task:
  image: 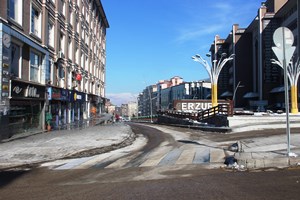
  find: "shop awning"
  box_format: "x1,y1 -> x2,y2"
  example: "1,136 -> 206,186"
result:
243,92 -> 259,98
205,94 -> 211,99
220,91 -> 233,97
270,86 -> 289,93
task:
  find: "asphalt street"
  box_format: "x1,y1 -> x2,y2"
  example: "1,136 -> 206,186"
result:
1,114 -> 300,170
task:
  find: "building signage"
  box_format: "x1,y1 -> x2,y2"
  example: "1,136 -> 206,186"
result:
70,91 -> 86,102
61,89 -> 69,101
11,80 -> 45,100
1,32 -> 11,103
24,85 -> 40,98
47,87 -> 69,101
47,87 -> 61,100
174,100 -> 212,111
173,100 -> 231,111
74,93 -> 82,100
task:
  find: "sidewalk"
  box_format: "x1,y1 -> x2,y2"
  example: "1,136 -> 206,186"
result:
0,118 -> 134,170
228,114 -> 300,169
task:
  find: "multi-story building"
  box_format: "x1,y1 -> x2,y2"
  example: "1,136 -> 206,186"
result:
209,0 -> 299,111
121,102 -> 137,118
0,0 -> 109,139
138,76 -> 211,114
138,84 -> 158,117
160,80 -> 211,111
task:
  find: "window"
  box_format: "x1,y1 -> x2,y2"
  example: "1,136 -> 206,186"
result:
60,32 -> 65,54
46,59 -> 54,84
48,22 -> 54,47
69,6 -> 73,25
86,11 -> 89,23
7,0 -> 23,25
30,50 -> 41,82
31,6 -> 41,38
82,4 -> 85,17
67,67 -> 72,89
58,66 -> 65,79
85,31 -> 88,45
68,36 -> 72,60
89,60 -> 92,73
61,0 -> 66,16
81,26 -> 85,41
76,18 -> 79,33
85,78 -> 88,92
85,55 -> 88,71
75,44 -> 79,64
11,42 -> 21,78
81,51 -> 84,67
93,62 -> 96,77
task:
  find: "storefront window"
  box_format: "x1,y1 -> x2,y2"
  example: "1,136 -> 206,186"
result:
74,102 -> 79,121
61,102 -> 67,125
51,102 -> 59,128
9,100 -> 41,133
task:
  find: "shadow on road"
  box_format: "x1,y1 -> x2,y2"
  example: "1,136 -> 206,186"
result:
0,170 -> 30,188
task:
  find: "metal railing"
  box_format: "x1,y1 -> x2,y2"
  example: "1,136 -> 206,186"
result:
198,103 -> 233,121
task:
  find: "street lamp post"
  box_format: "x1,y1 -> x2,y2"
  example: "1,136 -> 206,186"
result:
272,58 -> 300,114
233,81 -> 244,107
192,53 -> 235,107
146,86 -> 156,123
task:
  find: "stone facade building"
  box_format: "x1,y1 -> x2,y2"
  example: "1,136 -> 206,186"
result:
0,0 -> 109,139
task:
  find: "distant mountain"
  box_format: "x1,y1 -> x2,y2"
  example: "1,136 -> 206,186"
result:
106,93 -> 137,106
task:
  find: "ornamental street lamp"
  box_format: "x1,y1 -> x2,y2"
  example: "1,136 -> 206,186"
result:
271,58 -> 300,114
192,53 -> 235,107
233,81 -> 244,107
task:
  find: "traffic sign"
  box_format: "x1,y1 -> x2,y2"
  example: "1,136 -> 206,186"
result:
272,27 -> 295,66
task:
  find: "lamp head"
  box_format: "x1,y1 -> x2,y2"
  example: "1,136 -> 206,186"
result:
221,53 -> 227,57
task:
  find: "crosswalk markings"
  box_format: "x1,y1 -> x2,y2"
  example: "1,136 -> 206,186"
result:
55,157 -> 94,170
158,148 -> 182,166
175,149 -> 195,165
210,149 -> 225,163
193,148 -> 210,164
105,152 -> 142,168
50,145 -> 224,170
72,153 -> 113,169
139,146 -> 172,167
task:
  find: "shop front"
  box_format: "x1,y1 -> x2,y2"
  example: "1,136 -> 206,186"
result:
89,94 -> 103,117
47,87 -> 69,129
69,91 -> 86,124
89,95 -> 100,117
9,80 -> 45,135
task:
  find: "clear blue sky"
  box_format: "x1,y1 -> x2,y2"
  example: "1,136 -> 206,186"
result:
101,0 -> 263,105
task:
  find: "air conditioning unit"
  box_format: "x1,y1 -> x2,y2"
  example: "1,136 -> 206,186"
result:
58,51 -> 65,59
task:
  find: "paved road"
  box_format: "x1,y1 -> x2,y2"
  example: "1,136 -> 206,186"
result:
40,123 -> 224,170
1,123 -> 300,199
1,162 -> 300,199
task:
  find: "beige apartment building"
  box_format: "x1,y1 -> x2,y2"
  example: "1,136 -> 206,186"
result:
0,0 -> 109,139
